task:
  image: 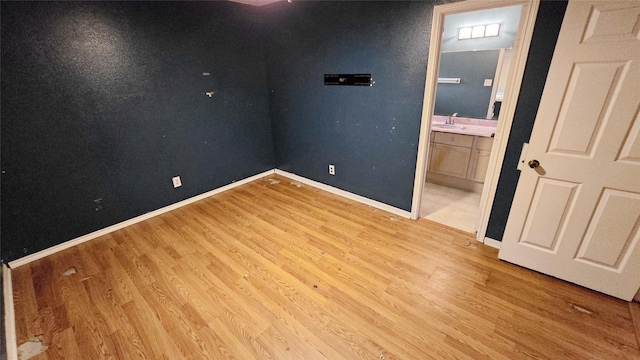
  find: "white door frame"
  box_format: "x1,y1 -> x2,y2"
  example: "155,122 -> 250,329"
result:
411,0 -> 541,245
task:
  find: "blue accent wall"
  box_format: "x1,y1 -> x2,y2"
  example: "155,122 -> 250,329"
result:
486,0 -> 568,240
1,1 -> 274,261
265,1 -> 440,211
1,0 -> 568,262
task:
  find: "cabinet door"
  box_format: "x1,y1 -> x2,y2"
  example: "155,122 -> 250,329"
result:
469,149 -> 491,182
429,143 -> 471,178
475,136 -> 494,151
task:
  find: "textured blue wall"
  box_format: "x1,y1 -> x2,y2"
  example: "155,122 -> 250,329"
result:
265,1 -> 440,211
1,0 -> 568,261
486,0 -> 568,240
1,2 -> 274,261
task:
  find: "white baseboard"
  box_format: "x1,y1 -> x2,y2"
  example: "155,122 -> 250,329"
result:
8,168 -> 411,268
274,169 -> 412,219
8,170 -> 275,269
483,237 -> 502,249
4,264 -> 18,360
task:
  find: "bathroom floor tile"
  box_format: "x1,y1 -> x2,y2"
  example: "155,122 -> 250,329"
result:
420,182 -> 481,233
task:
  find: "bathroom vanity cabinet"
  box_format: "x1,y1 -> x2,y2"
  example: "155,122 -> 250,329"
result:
428,131 -> 494,187
469,136 -> 494,182
429,132 -> 473,178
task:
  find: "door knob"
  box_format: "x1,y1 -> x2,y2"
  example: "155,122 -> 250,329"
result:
528,160 -> 540,169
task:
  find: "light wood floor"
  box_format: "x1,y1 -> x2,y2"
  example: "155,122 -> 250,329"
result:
11,175 -> 640,359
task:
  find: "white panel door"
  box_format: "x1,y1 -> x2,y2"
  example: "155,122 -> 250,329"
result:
499,0 -> 640,301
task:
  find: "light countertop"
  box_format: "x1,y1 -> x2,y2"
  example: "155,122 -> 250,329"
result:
431,116 -> 497,138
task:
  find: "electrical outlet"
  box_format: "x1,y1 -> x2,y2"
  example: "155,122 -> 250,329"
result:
172,176 -> 182,188
329,164 -> 335,176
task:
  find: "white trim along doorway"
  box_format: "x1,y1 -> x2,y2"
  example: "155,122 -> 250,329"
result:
411,0 -> 541,246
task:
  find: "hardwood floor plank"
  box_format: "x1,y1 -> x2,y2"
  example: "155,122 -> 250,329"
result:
30,258 -> 56,312
12,265 -> 37,345
169,263 -> 223,322
81,274 -> 127,336
257,322 -> 326,360
631,302 -> 640,352
48,326 -> 82,360
138,283 -> 218,359
120,301 -> 184,359
109,329 -> 150,360
239,283 -> 345,359
480,271 -> 639,352
205,270 -> 276,338
236,267 -> 370,359
74,319 -> 117,359
11,175 -> 639,359
390,281 -> 518,359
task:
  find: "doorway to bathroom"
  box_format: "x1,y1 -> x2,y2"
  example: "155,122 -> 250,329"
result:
412,0 -> 539,245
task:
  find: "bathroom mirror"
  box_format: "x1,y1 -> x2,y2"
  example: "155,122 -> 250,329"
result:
434,50 -> 501,119
433,4 -> 522,120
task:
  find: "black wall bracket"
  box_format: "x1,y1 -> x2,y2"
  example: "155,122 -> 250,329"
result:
324,74 -> 373,86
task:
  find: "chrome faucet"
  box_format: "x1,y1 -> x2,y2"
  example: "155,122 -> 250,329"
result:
445,113 -> 458,125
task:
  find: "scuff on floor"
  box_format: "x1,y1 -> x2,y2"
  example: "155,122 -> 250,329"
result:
290,181 -> 303,188
569,302 -> 594,315
62,267 -> 77,276
17,336 -> 47,360
266,178 -> 281,185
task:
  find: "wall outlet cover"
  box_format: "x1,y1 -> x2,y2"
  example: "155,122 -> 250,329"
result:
172,176 -> 182,188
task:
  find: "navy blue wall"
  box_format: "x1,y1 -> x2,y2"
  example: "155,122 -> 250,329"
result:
1,1 -> 274,262
486,0 -> 568,240
1,0 -> 568,262
435,50 -> 500,119
265,1 -> 443,211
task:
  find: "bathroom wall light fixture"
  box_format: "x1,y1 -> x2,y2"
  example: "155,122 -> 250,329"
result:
458,23 -> 500,40
471,25 -> 485,38
485,23 -> 500,37
437,78 -> 461,84
458,27 -> 472,40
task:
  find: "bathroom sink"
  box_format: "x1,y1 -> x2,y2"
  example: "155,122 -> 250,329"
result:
432,124 -> 467,130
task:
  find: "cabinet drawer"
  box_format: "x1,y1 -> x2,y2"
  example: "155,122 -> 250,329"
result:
433,132 -> 474,148
475,136 -> 494,151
